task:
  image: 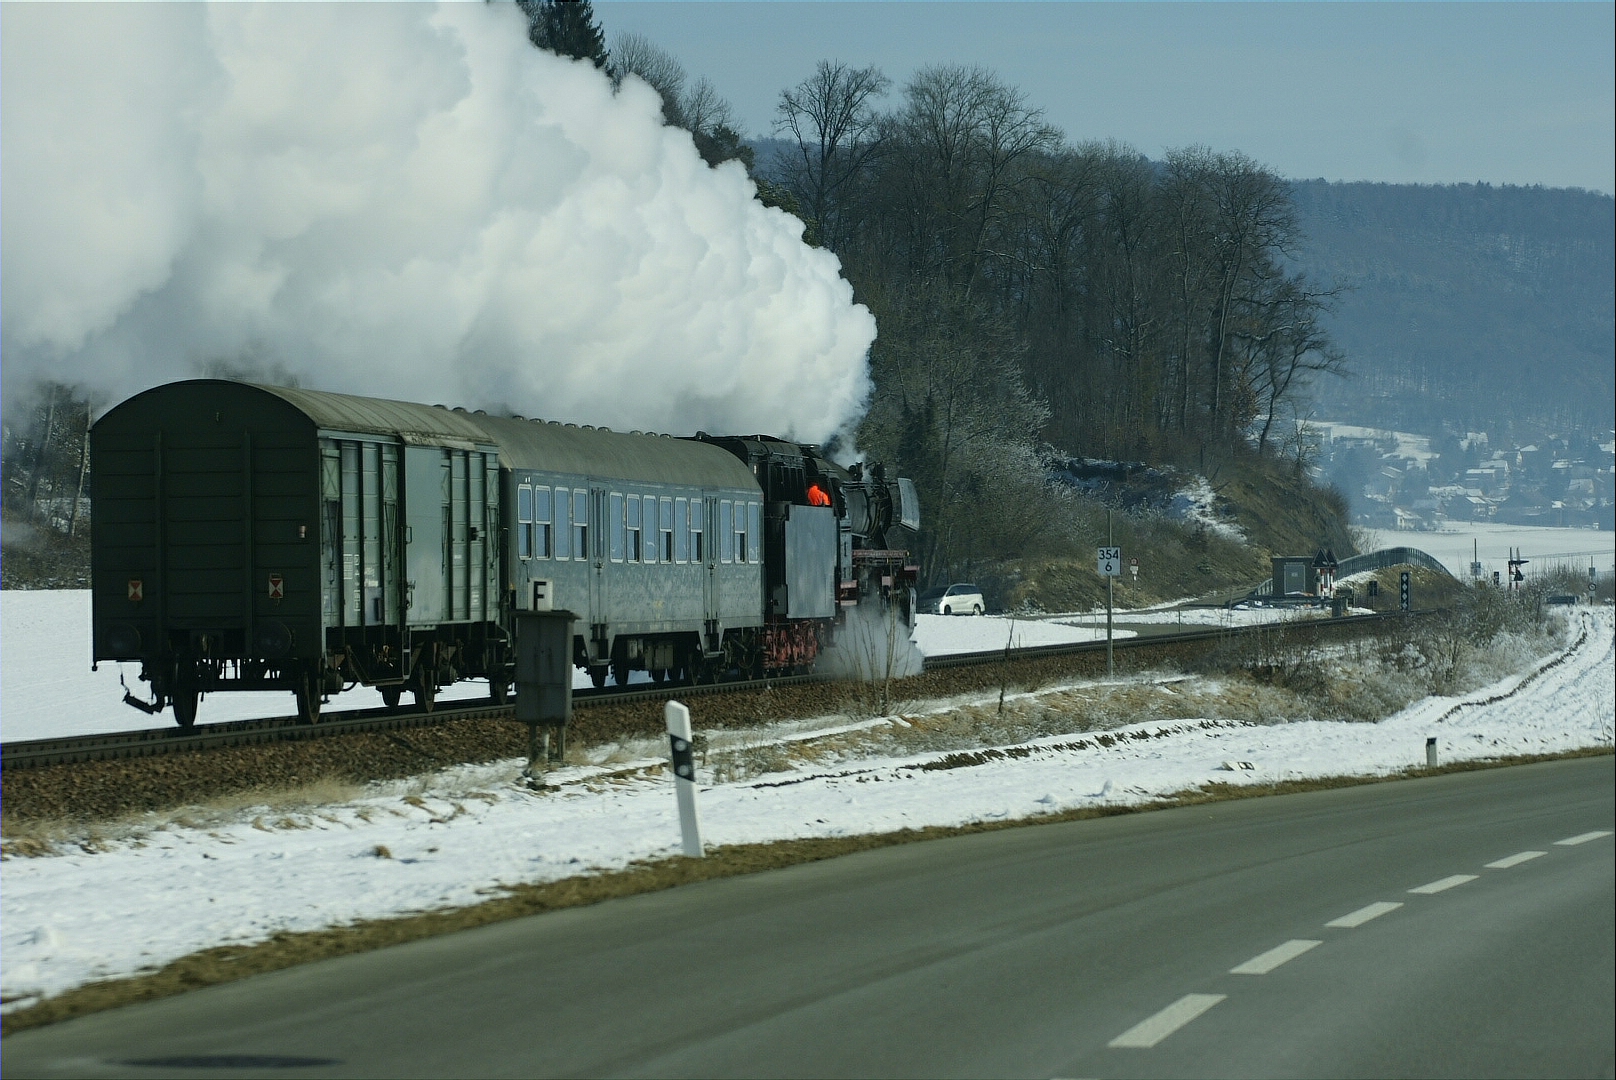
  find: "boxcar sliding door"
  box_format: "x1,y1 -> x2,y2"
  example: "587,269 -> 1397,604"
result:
405,446 -> 448,624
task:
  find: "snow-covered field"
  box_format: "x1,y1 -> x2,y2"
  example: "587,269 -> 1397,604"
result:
2,607 -> 1610,1011
1364,523 -> 1613,580
0,595 -> 1126,742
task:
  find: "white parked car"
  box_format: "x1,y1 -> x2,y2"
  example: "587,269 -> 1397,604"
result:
919,583 -> 985,616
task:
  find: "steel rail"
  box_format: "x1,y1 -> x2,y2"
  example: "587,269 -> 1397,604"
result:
0,612 -> 1418,772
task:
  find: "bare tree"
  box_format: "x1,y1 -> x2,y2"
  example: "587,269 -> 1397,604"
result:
877,65 -> 1061,293
610,31 -> 687,126
774,61 -> 891,249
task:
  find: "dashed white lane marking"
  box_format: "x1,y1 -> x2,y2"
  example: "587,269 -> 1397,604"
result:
1554,830 -> 1613,846
1326,901 -> 1403,928
1229,939 -> 1323,975
1486,850 -> 1547,869
1108,994 -> 1226,1049
1409,874 -> 1478,895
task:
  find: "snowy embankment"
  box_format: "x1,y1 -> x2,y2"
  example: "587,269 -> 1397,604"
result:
2,608 -> 1611,1011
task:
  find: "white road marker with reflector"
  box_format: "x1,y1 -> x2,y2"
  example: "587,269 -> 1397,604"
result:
1107,994 -> 1226,1049
1485,850 -> 1546,869
665,701 -> 704,858
1409,874 -> 1478,894
1326,901 -> 1402,928
1229,938 -> 1321,975
1554,830 -> 1612,846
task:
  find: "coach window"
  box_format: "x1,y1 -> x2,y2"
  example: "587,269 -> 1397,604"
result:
720,500 -> 733,563
534,487 -> 553,558
675,498 -> 689,562
626,495 -> 642,562
554,488 -> 570,559
572,490 -> 588,559
734,503 -> 749,564
609,493 -> 625,562
517,484 -> 533,559
691,502 -> 704,563
660,497 -> 675,563
748,502 -> 762,564
641,496 -> 652,562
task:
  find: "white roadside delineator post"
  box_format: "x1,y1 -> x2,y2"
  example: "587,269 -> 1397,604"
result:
1426,736 -> 1438,768
666,701 -> 705,858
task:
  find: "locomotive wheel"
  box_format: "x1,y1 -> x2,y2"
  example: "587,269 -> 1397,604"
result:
380,685 -> 403,710
172,687 -> 199,730
414,676 -> 436,713
649,667 -> 666,685
294,670 -> 322,725
611,657 -> 631,687
489,677 -> 509,706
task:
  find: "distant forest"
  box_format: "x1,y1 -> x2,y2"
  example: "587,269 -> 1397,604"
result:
1287,181 -> 1614,439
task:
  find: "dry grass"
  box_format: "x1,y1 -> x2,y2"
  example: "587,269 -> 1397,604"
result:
0,775 -> 368,860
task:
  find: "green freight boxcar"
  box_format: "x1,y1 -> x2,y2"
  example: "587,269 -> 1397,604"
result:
92,381 -> 506,724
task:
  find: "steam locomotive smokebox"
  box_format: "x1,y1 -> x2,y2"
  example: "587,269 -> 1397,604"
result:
514,610 -> 575,725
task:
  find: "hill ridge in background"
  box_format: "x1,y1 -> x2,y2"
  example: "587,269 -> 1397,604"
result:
1286,179 -> 1614,438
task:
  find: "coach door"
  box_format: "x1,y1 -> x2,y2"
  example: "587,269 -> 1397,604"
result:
702,495 -> 721,634
588,485 -> 608,627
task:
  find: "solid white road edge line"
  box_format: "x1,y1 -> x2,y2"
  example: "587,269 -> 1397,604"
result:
1325,901 -> 1403,928
1107,994 -> 1227,1049
1485,850 -> 1547,869
1409,874 -> 1479,895
1229,939 -> 1323,975
1554,830 -> 1613,846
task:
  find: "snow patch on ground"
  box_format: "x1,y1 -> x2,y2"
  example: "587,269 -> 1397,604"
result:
2,609 -> 1609,1010
0,595 -> 1126,741
1168,475 -> 1246,543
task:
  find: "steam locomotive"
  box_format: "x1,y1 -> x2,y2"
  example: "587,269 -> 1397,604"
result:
90,381 -> 919,726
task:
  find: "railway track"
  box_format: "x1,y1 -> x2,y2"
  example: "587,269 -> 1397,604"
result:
0,612 -> 1415,772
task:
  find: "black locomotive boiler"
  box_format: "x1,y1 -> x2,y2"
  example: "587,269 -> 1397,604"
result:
90,381 -> 919,726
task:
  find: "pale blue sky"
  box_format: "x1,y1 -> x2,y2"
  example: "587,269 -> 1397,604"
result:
597,2 -> 1616,194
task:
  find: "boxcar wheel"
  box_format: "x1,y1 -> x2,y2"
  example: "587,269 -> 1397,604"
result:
380,685 -> 403,710
490,677 -> 509,706
172,688 -> 198,730
414,677 -> 436,713
589,666 -> 608,689
294,670 -> 321,725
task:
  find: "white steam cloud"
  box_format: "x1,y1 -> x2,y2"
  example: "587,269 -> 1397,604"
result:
1,3 -> 874,442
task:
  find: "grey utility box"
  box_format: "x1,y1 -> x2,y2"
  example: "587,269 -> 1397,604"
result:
515,609 -> 575,726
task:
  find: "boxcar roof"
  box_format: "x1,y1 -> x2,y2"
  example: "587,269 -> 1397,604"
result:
265,384 -> 758,490
98,381 -> 760,490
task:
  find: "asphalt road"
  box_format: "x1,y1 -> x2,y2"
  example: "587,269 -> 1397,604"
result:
4,756 -> 1611,1079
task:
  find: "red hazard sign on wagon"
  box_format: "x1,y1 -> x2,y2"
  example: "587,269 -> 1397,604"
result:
127,579 -> 143,602
267,574 -> 284,600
